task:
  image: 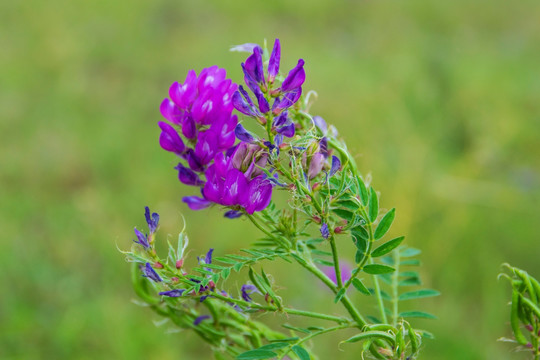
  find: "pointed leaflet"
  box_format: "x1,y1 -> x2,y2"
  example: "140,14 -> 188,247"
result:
236,350 -> 277,359
371,236 -> 405,257
368,187 -> 378,222
399,311 -> 437,319
363,264 -> 395,275
374,208 -> 395,240
292,345 -> 311,360
398,289 -> 440,301
341,331 -> 396,346
352,278 -> 371,295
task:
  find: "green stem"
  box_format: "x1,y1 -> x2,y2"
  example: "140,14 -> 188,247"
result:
370,257 -> 388,324
392,250 -> 401,326
329,234 -> 343,288
208,292 -> 349,324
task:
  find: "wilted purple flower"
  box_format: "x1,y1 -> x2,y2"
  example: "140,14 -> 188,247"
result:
322,261 -> 353,286
194,315 -> 211,325
329,155 -> 341,177
175,163 -> 204,186
158,121 -> 185,156
320,223 -> 330,239
320,137 -> 328,159
268,39 -> 281,83
182,195 -> 212,210
133,228 -> 150,249
142,263 -> 162,282
159,289 -> 185,297
144,206 -> 160,234
276,121 -> 295,138
272,88 -> 302,114
235,123 -> 255,143
308,153 -> 325,179
281,59 -> 305,93
241,284 -> 258,302
224,210 -> 243,219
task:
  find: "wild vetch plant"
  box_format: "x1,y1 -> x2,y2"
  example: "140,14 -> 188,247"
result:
122,39 -> 440,360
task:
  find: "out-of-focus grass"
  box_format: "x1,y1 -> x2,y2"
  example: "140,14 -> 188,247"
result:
1,0 -> 539,359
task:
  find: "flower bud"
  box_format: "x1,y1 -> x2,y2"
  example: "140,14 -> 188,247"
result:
176,259 -> 184,269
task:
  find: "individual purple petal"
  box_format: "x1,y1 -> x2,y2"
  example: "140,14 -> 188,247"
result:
195,130 -> 219,165
194,315 -> 211,325
211,114 -> 238,151
232,90 -> 258,117
276,121 -> 295,138
159,98 -> 183,125
159,289 -> 185,297
183,149 -> 204,173
224,210 -> 243,219
320,137 -> 328,159
272,87 -> 302,114
241,284 -> 258,302
274,134 -> 283,147
158,121 -> 185,156
243,46 -> 265,85
142,263 -> 162,282
144,206 -> 160,234
221,169 -> 249,206
169,70 -> 198,109
230,43 -> 259,53
175,163 -> 204,186
313,115 -> 327,134
320,223 -> 330,239
133,228 -> 150,249
273,111 -> 288,127
182,196 -> 212,210
243,177 -> 273,214
254,88 -> 270,113
181,115 -> 197,139
264,173 -> 287,187
329,155 -> 341,177
281,59 -> 305,93
235,123 -> 255,143
308,153 -> 325,179
204,248 -> 214,265
202,165 -> 224,203
268,39 -> 281,83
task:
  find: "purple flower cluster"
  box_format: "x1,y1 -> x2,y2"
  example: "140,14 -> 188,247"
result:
158,66 -> 274,215
232,39 -> 306,139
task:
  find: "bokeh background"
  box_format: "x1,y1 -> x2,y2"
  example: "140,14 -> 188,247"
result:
2,0 -> 539,359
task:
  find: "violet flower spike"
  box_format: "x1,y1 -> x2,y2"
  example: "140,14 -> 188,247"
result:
193,315 -> 211,326
329,155 -> 341,177
142,263 -> 162,282
268,39 -> 281,83
320,223 -> 330,239
159,289 -> 185,297
144,206 -> 159,234
133,228 -> 150,249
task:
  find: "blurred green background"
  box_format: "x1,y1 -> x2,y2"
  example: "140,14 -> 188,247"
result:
1,0 -> 539,359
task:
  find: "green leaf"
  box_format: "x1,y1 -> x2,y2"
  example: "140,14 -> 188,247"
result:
313,258 -> 334,266
334,288 -> 347,303
214,257 -> 238,265
336,200 -> 360,211
399,277 -> 421,286
332,208 -> 355,221
374,208 -> 396,240
355,249 -> 365,264
292,345 -> 311,360
399,289 -> 440,301
258,343 -> 289,350
351,226 -> 369,242
269,337 -> 299,342
363,264 -> 395,275
368,187 -> 379,222
311,249 -> 332,256
282,324 -> 311,334
352,278 -> 371,295
399,311 -> 437,319
401,259 -> 420,266
236,349 -> 277,359
341,331 -> 395,345
371,236 -> 404,257
400,248 -> 421,257
221,268 -> 231,280
357,178 -> 369,205
233,262 -> 244,272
